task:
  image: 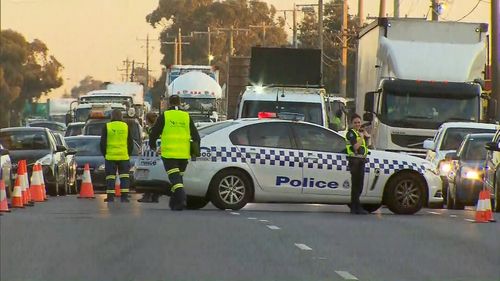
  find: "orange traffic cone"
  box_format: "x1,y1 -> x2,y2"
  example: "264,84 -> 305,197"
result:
474,189 -> 496,223
0,178 -> 10,212
11,176 -> 24,208
17,161 -> 28,206
30,163 -> 45,202
114,176 -> 121,197
78,164 -> 95,199
21,161 -> 33,206
38,164 -> 48,201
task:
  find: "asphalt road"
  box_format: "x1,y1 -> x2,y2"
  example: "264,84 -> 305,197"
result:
1,194 -> 499,281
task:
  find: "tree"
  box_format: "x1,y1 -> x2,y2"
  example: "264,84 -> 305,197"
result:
70,76 -> 105,98
146,0 -> 289,100
297,0 -> 360,97
0,29 -> 63,127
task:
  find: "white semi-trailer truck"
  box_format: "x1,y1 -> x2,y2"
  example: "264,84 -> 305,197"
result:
356,18 -> 490,157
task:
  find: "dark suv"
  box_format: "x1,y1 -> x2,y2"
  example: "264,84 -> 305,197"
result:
483,128 -> 500,212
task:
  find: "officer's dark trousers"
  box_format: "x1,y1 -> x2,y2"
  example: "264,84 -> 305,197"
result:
348,157 -> 366,210
105,160 -> 130,197
161,158 -> 188,195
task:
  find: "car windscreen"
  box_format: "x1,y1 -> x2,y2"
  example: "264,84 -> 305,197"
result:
463,137 -> 492,161
241,100 -> 323,125
66,138 -> 101,156
198,121 -> 237,138
441,128 -> 496,151
0,131 -> 50,150
30,122 -> 66,132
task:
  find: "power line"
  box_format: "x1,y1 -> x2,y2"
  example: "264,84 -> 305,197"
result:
455,0 -> 481,22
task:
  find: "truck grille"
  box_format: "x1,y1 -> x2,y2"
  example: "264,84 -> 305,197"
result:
391,134 -> 429,150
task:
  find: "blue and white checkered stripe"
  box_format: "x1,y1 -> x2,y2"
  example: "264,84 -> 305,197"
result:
141,142 -> 158,158
202,146 -> 425,175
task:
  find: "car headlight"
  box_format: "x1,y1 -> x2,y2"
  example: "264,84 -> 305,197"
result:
98,164 -> 105,171
438,161 -> 452,175
461,168 -> 482,181
37,154 -> 53,166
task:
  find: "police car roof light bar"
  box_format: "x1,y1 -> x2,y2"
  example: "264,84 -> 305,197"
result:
258,112 -> 277,119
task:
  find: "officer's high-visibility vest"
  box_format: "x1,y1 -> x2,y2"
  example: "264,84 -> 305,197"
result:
161,110 -> 191,159
346,129 -> 368,156
106,121 -> 129,161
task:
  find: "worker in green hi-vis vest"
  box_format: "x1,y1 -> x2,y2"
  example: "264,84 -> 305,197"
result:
149,95 -> 200,211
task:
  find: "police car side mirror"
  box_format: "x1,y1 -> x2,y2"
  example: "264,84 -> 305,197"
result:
485,141 -> 500,152
423,139 -> 435,150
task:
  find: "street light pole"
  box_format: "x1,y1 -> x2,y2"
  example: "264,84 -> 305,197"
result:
318,0 -> 324,85
492,0 -> 500,120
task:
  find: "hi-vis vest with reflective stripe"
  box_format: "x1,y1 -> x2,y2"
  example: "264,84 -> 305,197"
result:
346,129 -> 368,157
161,110 -> 191,159
106,121 -> 130,161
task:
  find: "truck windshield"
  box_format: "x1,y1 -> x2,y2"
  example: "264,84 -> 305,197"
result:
381,91 -> 479,129
181,98 -> 216,113
75,108 -> 91,122
241,101 -> 323,125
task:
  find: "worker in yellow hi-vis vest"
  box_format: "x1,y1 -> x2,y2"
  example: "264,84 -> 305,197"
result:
100,109 -> 133,203
149,95 -> 200,210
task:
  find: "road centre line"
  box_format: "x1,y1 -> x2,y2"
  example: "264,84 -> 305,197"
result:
427,211 -> 441,215
266,225 -> 280,230
335,271 -> 359,280
259,219 -> 269,222
449,215 -> 457,218
465,219 -> 476,222
247,217 -> 257,220
230,212 -> 240,215
294,243 -> 312,251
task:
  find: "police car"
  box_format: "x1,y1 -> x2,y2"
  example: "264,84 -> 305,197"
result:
136,116 -> 443,214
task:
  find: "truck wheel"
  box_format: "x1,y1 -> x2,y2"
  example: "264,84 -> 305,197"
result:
385,173 -> 425,215
209,169 -> 252,210
186,196 -> 209,210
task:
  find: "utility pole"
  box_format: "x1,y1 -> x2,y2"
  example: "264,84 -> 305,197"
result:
431,0 -> 439,21
379,0 -> 386,18
318,0 -> 324,85
358,0 -> 364,26
193,27 -> 219,64
339,0 -> 348,97
137,34 -> 153,93
277,6 -> 299,48
161,32 -> 190,65
249,22 -> 276,46
394,0 -> 400,18
214,26 -> 250,56
117,57 -> 132,82
492,0 -> 500,120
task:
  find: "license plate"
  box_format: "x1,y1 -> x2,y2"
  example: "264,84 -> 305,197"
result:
135,169 -> 149,180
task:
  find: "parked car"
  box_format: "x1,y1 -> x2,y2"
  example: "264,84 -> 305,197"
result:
0,127 -> 69,196
0,143 -> 13,198
446,133 -> 494,209
64,122 -> 85,137
483,128 -> 500,212
53,133 -> 77,194
423,122 -> 497,202
65,136 -> 140,191
28,120 -> 67,135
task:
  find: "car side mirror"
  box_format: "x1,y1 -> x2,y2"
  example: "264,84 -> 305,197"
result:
423,139 -> 435,150
364,91 -> 375,113
444,152 -> 459,161
485,141 -> 500,152
56,145 -> 67,152
0,149 -> 9,156
66,148 -> 77,155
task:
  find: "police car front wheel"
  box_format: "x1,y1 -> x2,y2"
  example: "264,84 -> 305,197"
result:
209,169 -> 253,210
385,173 -> 425,215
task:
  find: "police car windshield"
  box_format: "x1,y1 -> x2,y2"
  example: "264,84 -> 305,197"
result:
199,121 -> 237,138
242,101 -> 322,125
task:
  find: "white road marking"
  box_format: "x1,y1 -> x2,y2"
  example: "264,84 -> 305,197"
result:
247,217 -> 257,220
230,212 -> 240,215
294,243 -> 312,251
335,271 -> 359,280
259,219 -> 269,222
449,215 -> 457,218
266,225 -> 280,230
427,211 -> 441,215
465,219 -> 476,222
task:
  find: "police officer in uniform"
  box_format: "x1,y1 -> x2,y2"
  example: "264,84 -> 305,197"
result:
346,113 -> 370,214
100,109 -> 133,203
149,95 -> 200,210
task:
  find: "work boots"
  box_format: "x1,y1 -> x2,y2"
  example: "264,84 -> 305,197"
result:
104,194 -> 114,203
169,188 -> 186,211
121,193 -> 130,203
137,193 -> 152,203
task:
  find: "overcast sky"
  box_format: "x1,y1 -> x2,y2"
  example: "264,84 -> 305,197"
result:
1,0 -> 491,99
